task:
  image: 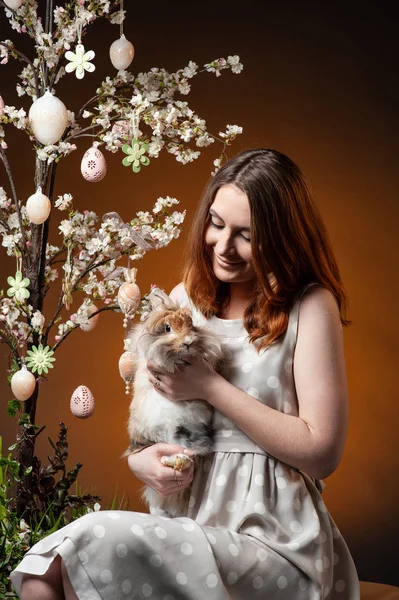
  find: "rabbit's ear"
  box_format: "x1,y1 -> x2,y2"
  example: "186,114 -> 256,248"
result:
147,287 -> 175,312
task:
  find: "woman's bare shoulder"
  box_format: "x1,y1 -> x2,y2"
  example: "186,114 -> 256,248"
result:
298,284 -> 341,325
169,282 -> 185,303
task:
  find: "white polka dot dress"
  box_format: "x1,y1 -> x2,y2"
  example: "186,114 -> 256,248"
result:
11,284 -> 360,599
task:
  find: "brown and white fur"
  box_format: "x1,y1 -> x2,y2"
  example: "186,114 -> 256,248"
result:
126,287 -> 224,517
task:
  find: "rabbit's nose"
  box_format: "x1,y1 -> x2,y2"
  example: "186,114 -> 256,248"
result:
183,336 -> 193,347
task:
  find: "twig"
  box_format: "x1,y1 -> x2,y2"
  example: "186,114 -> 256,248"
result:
34,425 -> 46,439
48,248 -> 67,266
38,161 -> 57,307
42,286 -> 64,345
0,41 -> 40,99
0,146 -> 28,260
43,243 -> 135,342
0,326 -> 21,362
52,305 -> 119,351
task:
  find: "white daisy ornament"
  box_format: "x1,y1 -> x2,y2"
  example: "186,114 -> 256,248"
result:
65,43 -> 95,79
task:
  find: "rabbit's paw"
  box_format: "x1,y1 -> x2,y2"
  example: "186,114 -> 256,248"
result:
161,453 -> 193,470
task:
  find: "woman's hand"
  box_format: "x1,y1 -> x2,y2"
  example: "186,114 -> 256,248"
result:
147,359 -> 221,402
127,443 -> 195,496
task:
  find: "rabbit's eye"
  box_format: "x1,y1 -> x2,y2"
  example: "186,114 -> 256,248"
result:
164,324 -> 171,333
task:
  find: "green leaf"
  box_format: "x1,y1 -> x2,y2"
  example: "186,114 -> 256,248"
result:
8,399 -> 21,414
24,466 -> 33,475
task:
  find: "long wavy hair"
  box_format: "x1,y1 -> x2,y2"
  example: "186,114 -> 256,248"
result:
183,148 -> 350,349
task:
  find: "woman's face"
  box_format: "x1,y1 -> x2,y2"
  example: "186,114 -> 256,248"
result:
204,184 -> 256,286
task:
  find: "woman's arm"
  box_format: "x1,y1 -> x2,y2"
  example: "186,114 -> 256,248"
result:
149,286 -> 349,480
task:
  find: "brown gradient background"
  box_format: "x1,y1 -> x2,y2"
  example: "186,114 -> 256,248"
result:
1,0 -> 398,587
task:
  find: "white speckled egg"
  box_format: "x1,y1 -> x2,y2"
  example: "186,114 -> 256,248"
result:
80,142 -> 107,182
70,385 -> 95,419
109,35 -> 135,70
80,303 -> 100,332
28,90 -> 68,145
11,366 -> 36,401
26,187 -> 51,225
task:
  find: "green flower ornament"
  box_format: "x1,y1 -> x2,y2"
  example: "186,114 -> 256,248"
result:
25,344 -> 56,376
122,138 -> 150,173
7,271 -> 30,302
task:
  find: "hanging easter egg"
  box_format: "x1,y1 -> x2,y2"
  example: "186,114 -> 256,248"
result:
4,0 -> 24,9
0,96 -> 5,118
117,268 -> 141,328
28,90 -> 68,145
26,187 -> 51,225
117,282 -> 141,315
119,350 -> 136,395
109,35 -> 135,70
11,365 -> 36,401
70,385 -> 95,419
80,142 -> 107,182
80,303 -> 100,332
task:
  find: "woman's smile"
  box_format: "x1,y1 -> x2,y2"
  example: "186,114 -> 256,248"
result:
215,254 -> 244,268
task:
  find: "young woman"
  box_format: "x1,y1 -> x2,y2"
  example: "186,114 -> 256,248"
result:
12,148 -> 360,599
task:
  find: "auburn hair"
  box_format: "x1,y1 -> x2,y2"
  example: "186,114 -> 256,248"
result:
183,148 -> 350,350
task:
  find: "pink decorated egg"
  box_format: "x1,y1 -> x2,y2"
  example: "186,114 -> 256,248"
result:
70,385 -> 95,419
118,350 -> 136,382
80,142 -> 107,182
0,96 -> 5,118
117,281 -> 141,316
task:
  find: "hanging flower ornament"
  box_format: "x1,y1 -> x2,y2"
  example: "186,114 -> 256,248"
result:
65,44 -> 95,79
122,139 -> 150,173
25,344 -> 56,376
7,271 -> 30,302
65,20 -> 95,80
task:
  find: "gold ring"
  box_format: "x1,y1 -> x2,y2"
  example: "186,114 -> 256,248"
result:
177,479 -> 182,487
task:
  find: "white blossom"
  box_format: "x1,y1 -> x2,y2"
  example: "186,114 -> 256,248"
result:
110,10 -> 125,25
227,55 -> 244,74
31,310 -> 45,332
55,194 -> 73,211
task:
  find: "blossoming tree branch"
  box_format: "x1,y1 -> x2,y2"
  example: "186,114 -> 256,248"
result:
0,0 -> 243,518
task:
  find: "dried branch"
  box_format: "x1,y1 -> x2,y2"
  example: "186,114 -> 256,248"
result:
52,304 -> 119,351
38,161 -> 57,306
0,40 -> 40,99
0,325 -> 20,362
0,146 -> 29,260
47,248 -> 67,266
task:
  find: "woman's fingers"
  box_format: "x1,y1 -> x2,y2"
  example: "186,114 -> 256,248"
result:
147,360 -> 165,378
